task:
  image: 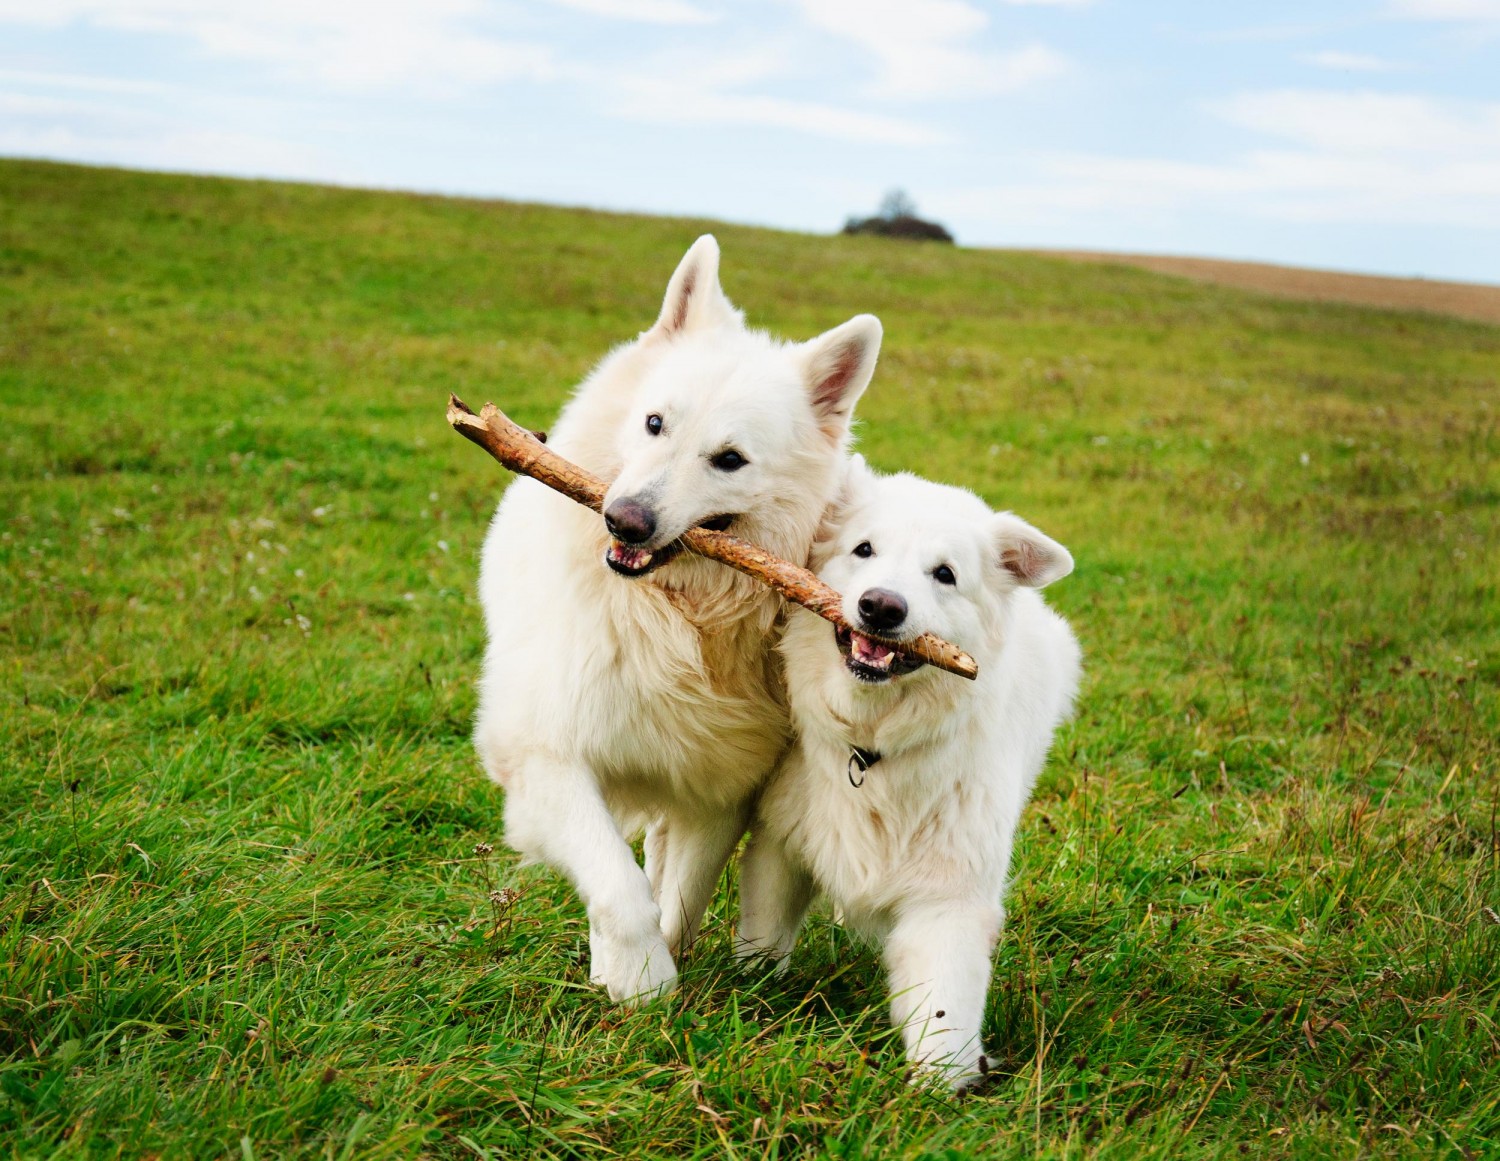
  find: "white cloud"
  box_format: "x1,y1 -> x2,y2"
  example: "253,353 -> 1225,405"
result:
792,0 -> 1068,100
548,0 -> 716,23
609,74 -> 944,144
0,3 -> 945,151
1216,89 -> 1500,157
0,99 -> 339,182
0,70 -> 352,182
603,49 -> 942,145
997,0 -> 1091,6
0,67 -> 174,94
578,39 -> 944,144
1303,49 -> 1401,71
1387,0 -> 1500,20
0,0 -> 556,90
936,90 -> 1500,232
0,90 -> 157,127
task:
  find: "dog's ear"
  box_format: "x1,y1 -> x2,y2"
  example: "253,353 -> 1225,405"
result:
799,315 -> 882,442
825,453 -> 875,517
648,235 -> 739,338
810,454 -> 876,565
992,512 -> 1073,589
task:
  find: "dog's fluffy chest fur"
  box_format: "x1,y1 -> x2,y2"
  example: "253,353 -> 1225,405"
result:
582,594 -> 791,814
764,731 -> 1002,933
756,591 -> 1081,933
479,481 -> 790,814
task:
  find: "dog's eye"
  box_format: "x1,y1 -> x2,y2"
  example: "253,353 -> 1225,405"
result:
852,541 -> 873,558
645,413 -> 664,436
933,565 -> 956,586
710,449 -> 747,472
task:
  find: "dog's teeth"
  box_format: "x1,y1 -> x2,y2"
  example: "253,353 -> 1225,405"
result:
608,543 -> 653,570
852,633 -> 896,669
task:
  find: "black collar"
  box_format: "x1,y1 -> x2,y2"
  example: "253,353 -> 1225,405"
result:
847,745 -> 882,788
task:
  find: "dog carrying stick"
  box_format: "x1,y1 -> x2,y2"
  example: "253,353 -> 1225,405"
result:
447,395 -> 979,680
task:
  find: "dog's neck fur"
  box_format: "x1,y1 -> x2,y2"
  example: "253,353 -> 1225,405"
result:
812,669 -> 972,759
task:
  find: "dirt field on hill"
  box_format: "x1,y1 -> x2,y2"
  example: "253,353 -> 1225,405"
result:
1034,250 -> 1500,326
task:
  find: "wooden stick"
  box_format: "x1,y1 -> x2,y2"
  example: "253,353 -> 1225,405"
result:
448,394 -> 979,680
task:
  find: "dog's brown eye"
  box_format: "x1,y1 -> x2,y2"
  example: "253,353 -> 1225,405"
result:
933,565 -> 956,585
646,413 -> 664,436
711,449 -> 747,471
853,541 -> 873,558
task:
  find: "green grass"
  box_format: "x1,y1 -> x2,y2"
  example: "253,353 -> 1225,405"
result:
2,158 -> 1497,1159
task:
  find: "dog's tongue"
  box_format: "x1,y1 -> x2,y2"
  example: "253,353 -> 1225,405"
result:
851,632 -> 896,670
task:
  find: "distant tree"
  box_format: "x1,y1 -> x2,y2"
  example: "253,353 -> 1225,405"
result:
878,188 -> 919,221
842,189 -> 954,244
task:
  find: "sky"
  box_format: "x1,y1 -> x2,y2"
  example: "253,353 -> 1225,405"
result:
2,0 -> 1499,283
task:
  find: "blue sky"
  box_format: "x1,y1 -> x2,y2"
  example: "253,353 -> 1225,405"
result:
2,0 -> 1498,282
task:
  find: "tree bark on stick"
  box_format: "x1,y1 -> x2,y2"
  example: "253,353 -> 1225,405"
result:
448,394 -> 979,680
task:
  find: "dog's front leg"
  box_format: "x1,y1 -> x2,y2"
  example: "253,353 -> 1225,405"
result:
734,829 -> 814,966
503,755 -> 676,1005
654,804 -> 751,957
883,901 -> 1002,1091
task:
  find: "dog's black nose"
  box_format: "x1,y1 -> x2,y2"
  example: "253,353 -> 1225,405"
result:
857,588 -> 907,633
604,498 -> 657,546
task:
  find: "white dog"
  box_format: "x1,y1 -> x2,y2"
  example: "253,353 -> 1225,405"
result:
473,236 -> 882,1004
736,458 -> 1080,1088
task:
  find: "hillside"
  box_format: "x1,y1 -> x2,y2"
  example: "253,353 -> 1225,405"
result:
1,159 -> 1497,1158
1035,249 -> 1500,326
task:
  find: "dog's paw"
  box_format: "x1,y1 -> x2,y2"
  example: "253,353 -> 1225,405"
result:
598,931 -> 678,1007
732,933 -> 792,974
907,1050 -> 991,1096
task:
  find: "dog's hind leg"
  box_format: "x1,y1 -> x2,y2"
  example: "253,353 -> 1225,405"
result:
643,817 -> 670,899
734,829 -> 814,966
654,804 -> 751,957
503,755 -> 677,1006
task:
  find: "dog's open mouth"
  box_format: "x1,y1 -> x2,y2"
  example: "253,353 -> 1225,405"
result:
835,625 -> 925,683
604,540 -> 682,576
603,515 -> 737,577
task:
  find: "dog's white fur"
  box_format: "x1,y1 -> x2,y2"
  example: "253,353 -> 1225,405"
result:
737,459 -> 1081,1088
473,236 -> 881,1004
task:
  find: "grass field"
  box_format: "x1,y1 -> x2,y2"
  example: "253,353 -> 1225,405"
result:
2,158 -> 1498,1159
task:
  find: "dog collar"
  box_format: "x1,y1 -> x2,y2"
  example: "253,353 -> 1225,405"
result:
847,745 -> 882,789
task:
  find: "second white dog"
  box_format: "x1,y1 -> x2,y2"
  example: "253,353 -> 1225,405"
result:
737,458 -> 1081,1089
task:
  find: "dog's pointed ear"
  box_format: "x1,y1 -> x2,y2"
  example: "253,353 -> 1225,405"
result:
993,513 -> 1073,588
648,235 -> 738,339
799,314 -> 882,442
812,454 -> 876,562
826,453 -> 875,514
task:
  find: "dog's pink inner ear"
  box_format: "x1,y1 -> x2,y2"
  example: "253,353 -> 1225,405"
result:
668,267 -> 696,332
812,341 -> 863,415
803,315 -> 882,441
995,515 -> 1073,589
652,235 -> 734,338
1001,540 -> 1045,582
